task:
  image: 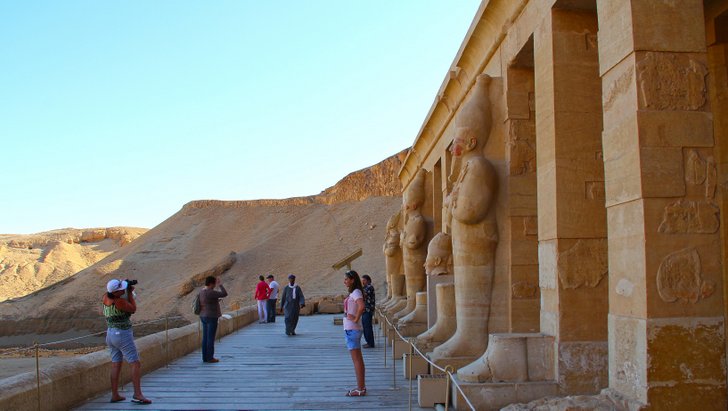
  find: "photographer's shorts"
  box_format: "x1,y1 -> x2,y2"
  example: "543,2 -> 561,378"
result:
345,329 -> 362,350
106,328 -> 140,363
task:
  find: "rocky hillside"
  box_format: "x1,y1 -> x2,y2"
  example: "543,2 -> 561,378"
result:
0,228 -> 147,302
0,150 -> 406,342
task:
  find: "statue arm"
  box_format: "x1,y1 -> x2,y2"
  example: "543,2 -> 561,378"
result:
452,161 -> 497,225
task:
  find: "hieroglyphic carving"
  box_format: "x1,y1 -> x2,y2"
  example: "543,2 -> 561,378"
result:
557,239 -> 608,289
658,199 -> 720,234
637,52 -> 708,111
656,248 -> 715,304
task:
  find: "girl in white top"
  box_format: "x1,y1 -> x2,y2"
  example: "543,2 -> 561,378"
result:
343,270 -> 366,397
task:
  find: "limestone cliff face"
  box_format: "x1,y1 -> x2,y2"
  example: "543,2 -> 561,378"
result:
184,149 -> 407,210
315,149 -> 407,204
0,228 -> 147,302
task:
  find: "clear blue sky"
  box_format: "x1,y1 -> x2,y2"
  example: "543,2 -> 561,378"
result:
1,1 -> 481,234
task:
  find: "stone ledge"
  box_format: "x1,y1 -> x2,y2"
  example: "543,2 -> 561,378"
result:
452,380 -> 559,411
0,306 -> 258,411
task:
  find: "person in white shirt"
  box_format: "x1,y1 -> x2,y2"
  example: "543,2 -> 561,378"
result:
343,270 -> 366,397
265,275 -> 279,323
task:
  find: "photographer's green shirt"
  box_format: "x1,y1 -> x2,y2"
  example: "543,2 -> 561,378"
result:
103,303 -> 132,330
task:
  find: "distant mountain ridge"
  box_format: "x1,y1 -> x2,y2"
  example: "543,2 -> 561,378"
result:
0,150 -> 407,341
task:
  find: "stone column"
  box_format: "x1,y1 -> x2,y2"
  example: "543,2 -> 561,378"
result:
598,1 -> 726,408
706,3 -> 728,366
534,7 -> 608,394
505,64 -> 539,333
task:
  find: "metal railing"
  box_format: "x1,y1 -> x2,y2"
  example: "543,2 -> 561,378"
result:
0,315 -> 186,411
375,307 -> 476,411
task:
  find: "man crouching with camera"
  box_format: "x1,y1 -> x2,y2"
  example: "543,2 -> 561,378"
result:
103,279 -> 152,405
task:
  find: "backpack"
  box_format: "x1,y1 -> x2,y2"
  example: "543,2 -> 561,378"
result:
192,292 -> 201,315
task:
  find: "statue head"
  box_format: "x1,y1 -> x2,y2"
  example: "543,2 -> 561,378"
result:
449,74 -> 492,158
404,169 -> 426,212
424,232 -> 453,276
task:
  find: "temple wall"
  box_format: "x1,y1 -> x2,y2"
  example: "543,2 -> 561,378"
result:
391,0 -> 728,409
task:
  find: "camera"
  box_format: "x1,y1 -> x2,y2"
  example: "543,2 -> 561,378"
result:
126,279 -> 138,286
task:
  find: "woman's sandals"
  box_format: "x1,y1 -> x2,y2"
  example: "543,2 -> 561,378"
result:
345,387 -> 367,397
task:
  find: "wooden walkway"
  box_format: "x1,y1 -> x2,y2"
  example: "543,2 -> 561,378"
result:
75,314 -> 430,410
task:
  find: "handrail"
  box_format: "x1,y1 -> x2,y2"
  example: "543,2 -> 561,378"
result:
1,315 -> 186,354
1,314 -> 188,411
376,307 -> 476,411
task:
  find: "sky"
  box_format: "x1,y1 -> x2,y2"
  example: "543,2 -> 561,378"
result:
0,1 -> 481,234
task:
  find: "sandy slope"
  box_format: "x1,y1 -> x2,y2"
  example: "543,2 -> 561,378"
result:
0,151 -> 405,341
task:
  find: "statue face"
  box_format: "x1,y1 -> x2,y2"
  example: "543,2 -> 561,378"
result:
384,229 -> 400,256
404,216 -> 425,248
424,254 -> 443,275
450,127 -> 475,157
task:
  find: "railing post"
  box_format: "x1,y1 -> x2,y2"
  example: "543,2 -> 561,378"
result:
408,339 -> 413,411
444,365 -> 454,411
34,342 -> 40,411
165,314 -> 169,367
392,337 -> 397,389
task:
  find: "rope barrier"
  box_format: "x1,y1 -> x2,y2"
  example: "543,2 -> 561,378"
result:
376,307 -> 476,411
1,316 -> 186,354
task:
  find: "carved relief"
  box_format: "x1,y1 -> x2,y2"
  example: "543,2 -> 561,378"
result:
637,52 -> 708,111
603,67 -> 634,113
557,239 -> 608,289
585,181 -> 606,201
508,121 -> 536,176
685,150 -> 707,186
522,216 -> 538,237
705,156 -> 717,199
511,281 -> 538,299
656,248 -> 715,303
657,199 -> 719,234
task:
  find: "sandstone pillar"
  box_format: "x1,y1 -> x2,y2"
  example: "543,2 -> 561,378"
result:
598,1 -> 726,408
706,2 -> 728,368
505,63 -> 539,333
534,7 -> 608,394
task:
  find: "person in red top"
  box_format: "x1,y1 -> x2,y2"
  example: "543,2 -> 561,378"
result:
254,275 -> 271,324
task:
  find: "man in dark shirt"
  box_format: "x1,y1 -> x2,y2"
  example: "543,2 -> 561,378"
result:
361,274 -> 375,348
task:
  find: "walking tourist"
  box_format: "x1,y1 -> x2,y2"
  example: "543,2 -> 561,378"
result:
342,270 -> 366,396
281,274 -> 305,335
266,274 -> 279,323
254,275 -> 270,324
361,274 -> 375,348
102,279 -> 152,405
199,276 -> 228,363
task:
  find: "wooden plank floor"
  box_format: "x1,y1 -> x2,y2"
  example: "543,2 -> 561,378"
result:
76,314 -> 430,410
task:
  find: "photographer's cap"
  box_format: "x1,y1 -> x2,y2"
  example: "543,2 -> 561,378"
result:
107,279 -> 128,293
